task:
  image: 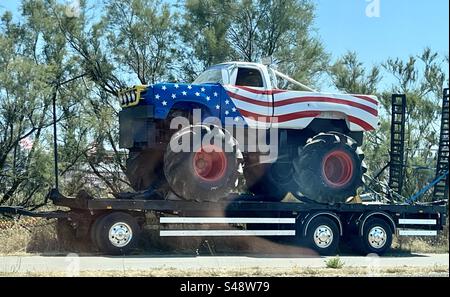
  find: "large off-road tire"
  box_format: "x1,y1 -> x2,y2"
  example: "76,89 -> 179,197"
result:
293,132 -> 366,204
125,149 -> 165,191
164,124 -> 243,202
124,109 -> 203,192
245,160 -> 298,201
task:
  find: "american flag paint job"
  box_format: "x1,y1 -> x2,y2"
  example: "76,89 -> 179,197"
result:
224,85 -> 379,131
142,83 -> 379,132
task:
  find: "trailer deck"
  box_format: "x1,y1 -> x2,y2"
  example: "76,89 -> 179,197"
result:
1,188 -> 446,256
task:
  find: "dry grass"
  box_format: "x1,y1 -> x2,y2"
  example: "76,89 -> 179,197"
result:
391,224 -> 449,254
392,237 -> 449,254
0,265 -> 448,277
0,218 -> 60,255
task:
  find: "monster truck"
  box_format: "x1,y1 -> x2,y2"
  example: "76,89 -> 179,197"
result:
118,62 -> 379,203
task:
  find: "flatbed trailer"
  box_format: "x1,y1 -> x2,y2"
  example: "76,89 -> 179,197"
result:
1,90 -> 448,256
1,189 -> 446,256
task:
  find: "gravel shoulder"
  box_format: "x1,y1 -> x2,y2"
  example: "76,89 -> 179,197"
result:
1,253 -> 448,277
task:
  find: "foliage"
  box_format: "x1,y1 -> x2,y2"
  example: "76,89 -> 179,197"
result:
182,0 -> 329,85
324,256 -> 344,269
382,48 -> 448,199
329,49 -> 448,200
0,2 -> 61,207
0,0 -> 447,207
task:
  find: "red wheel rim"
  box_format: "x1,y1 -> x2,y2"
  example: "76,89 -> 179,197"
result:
322,150 -> 354,188
193,145 -> 227,182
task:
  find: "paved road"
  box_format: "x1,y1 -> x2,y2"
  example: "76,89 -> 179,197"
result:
0,253 -> 448,273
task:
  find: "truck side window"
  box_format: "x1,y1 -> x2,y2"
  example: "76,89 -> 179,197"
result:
235,68 -> 264,87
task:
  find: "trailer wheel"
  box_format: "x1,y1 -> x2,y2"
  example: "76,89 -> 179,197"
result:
293,132 -> 365,204
164,124 -> 243,202
360,218 -> 392,255
305,217 -> 340,256
94,212 -> 141,255
89,215 -> 106,250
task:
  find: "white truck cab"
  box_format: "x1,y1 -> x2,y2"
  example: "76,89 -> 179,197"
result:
194,61 -> 293,91
194,62 -> 379,132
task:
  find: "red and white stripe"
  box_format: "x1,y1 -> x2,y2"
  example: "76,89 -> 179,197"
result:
224,85 -> 379,131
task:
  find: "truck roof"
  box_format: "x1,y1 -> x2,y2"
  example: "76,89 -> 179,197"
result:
214,61 -> 266,68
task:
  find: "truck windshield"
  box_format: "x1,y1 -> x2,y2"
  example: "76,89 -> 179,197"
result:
193,67 -> 224,84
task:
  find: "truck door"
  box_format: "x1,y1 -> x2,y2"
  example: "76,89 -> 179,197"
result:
226,66 -> 272,128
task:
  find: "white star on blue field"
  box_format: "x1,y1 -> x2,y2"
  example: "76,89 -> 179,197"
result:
149,83 -> 242,122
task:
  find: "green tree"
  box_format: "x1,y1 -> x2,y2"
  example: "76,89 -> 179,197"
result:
329,51 -> 381,95
329,49 -> 448,201
254,0 -> 328,86
181,0 -> 234,79
54,0 -> 181,194
182,0 -> 328,85
328,51 -> 387,184
382,48 -> 448,200
0,5 -> 58,207
104,0 -> 180,84
54,0 -> 130,194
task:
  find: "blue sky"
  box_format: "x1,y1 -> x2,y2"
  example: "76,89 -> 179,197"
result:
1,0 -> 448,90
315,0 -> 449,65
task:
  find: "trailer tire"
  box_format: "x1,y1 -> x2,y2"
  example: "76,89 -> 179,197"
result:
89,215 -> 106,250
94,212 -> 141,255
305,216 -> 340,256
164,124 -> 243,202
360,218 -> 392,255
293,132 -> 365,204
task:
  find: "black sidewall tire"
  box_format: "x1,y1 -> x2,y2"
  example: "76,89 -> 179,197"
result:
305,216 -> 340,256
360,218 -> 393,256
246,161 -> 298,201
90,214 -> 108,250
164,124 -> 243,202
294,133 -> 364,204
125,149 -> 165,191
95,212 -> 141,255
